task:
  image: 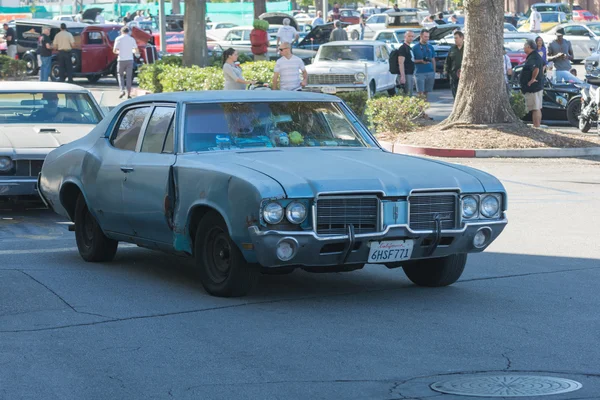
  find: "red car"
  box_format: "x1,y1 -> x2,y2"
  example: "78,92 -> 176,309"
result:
573,10 -> 597,21
505,48 -> 527,66
152,31 -> 184,54
329,9 -> 361,24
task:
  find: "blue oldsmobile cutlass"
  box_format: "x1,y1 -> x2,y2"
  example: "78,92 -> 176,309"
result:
39,91 -> 507,297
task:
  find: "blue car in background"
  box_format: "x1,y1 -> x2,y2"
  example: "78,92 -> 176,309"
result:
39,91 -> 508,297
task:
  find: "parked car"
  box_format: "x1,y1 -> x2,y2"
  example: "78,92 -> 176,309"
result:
152,31 -> 184,54
305,40 -> 397,96
518,12 -> 568,32
505,47 -> 527,66
0,82 -> 103,205
206,22 -> 238,31
585,52 -> 600,85
542,23 -> 600,62
38,91 -> 508,297
573,10 -> 596,21
293,13 -> 314,25
328,9 -> 361,24
511,65 -> 583,126
346,13 -> 388,40
15,19 -> 157,82
357,7 -> 381,17
524,3 -> 572,21
504,23 -> 518,32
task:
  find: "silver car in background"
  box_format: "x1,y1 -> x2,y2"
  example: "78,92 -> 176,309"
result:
0,82 -> 103,205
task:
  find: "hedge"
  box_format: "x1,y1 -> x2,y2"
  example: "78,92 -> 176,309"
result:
0,56 -> 26,80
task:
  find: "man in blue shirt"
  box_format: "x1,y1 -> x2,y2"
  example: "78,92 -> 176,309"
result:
412,29 -> 436,100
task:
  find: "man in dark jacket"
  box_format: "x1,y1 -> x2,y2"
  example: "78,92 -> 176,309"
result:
520,39 -> 544,128
329,20 -> 348,41
444,30 -> 464,98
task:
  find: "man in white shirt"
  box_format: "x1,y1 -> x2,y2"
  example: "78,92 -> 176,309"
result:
113,27 -> 139,98
276,18 -> 299,48
312,11 -> 325,27
272,42 -> 307,91
530,7 -> 541,33
95,11 -> 105,24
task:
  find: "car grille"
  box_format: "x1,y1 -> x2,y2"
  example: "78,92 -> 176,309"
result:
409,193 -> 457,231
308,74 -> 355,85
16,160 -> 43,177
316,196 -> 379,235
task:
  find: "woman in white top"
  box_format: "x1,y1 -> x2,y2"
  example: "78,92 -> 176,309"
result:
222,48 -> 255,90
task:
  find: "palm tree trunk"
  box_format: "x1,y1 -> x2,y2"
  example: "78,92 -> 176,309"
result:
444,0 -> 519,125
183,0 -> 208,67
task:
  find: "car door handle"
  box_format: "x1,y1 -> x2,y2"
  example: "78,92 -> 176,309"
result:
120,166 -> 134,173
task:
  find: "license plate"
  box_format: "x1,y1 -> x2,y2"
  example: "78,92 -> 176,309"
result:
321,86 -> 337,94
368,240 -> 414,263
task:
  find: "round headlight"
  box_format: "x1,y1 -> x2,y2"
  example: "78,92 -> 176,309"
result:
286,201 -> 307,224
0,156 -> 13,172
355,72 -> 366,82
263,202 -> 284,224
462,196 -> 478,219
481,195 -> 500,218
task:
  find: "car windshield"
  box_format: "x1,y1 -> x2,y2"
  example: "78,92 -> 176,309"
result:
318,45 -> 374,61
0,92 -> 101,124
504,37 -> 530,52
541,13 -> 560,22
107,30 -> 119,41
587,24 -> 600,34
535,5 -> 559,12
504,23 -> 517,32
184,102 -> 372,152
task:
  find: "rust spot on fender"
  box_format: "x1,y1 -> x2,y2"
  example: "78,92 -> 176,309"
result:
199,190 -> 206,199
246,215 -> 258,227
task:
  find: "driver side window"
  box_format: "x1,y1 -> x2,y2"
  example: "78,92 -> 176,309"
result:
111,107 -> 151,151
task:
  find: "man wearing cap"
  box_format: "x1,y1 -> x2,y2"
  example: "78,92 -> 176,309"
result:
547,27 -> 574,82
53,23 -> 75,83
520,39 -> 544,128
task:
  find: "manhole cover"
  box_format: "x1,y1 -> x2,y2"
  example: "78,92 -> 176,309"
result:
430,375 -> 582,397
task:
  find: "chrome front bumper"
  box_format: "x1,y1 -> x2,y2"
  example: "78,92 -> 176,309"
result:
0,178 -> 37,197
248,219 -> 507,268
304,84 -> 367,94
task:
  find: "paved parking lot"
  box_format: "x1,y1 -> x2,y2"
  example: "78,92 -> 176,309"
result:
1,157 -> 599,399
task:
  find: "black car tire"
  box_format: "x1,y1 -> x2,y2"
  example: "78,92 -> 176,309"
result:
87,74 -> 101,83
194,211 -> 259,297
566,98 -> 582,127
22,53 -> 38,75
50,62 -> 61,82
350,30 -> 360,40
402,253 -> 467,287
74,194 -> 118,262
579,116 -> 592,133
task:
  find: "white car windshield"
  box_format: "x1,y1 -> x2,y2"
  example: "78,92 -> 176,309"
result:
318,45 -> 374,61
0,92 -> 101,124
184,102 -> 372,152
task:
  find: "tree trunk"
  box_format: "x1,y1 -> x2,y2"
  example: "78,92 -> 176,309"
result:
443,0 -> 519,125
254,0 -> 267,19
183,0 -> 208,67
172,0 -> 181,14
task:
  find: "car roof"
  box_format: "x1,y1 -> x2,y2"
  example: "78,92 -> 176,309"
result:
320,40 -> 379,46
128,91 -> 341,104
15,19 -> 88,29
0,82 -> 89,92
377,28 -> 421,33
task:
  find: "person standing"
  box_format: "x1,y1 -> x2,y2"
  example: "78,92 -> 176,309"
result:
412,29 -> 436,100
122,12 -> 132,24
397,30 -> 415,96
329,20 -> 348,42
434,12 -> 447,24
53,23 -> 75,83
38,27 -> 53,82
312,11 -> 324,27
332,3 -> 341,21
95,11 -> 105,24
521,39 -> 544,128
547,28 -> 573,82
222,48 -> 256,90
444,30 -> 464,98
250,19 -> 270,61
503,48 -> 513,94
276,18 -> 299,48
3,23 -> 16,59
272,42 -> 307,91
113,27 -> 139,99
74,11 -> 83,23
535,36 -> 547,65
359,15 -> 367,39
530,7 -> 541,33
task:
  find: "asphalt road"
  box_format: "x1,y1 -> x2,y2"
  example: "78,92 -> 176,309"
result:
1,157 -> 599,399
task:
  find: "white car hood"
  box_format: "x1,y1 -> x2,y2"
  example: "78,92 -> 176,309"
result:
0,124 -> 95,149
307,61 -> 378,74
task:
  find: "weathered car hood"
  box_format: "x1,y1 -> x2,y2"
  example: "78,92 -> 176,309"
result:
307,61 -> 377,73
229,148 -> 487,197
0,125 -> 95,149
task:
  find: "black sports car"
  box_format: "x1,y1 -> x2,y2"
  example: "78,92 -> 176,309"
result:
511,65 -> 582,127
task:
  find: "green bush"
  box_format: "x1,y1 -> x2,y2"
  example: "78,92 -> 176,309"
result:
137,62 -> 165,93
240,60 -> 275,83
510,91 -> 528,119
365,95 -> 429,134
0,56 -> 26,80
159,55 -> 183,66
335,91 -> 368,119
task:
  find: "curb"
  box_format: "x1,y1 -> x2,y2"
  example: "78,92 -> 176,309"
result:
134,88 -> 152,96
380,141 -> 600,158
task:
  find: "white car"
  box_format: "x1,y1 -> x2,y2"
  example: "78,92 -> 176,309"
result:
346,13 -> 388,40
357,7 -> 381,17
305,41 -> 397,96
0,82 -> 104,204
294,13 -> 314,25
206,22 -> 238,30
